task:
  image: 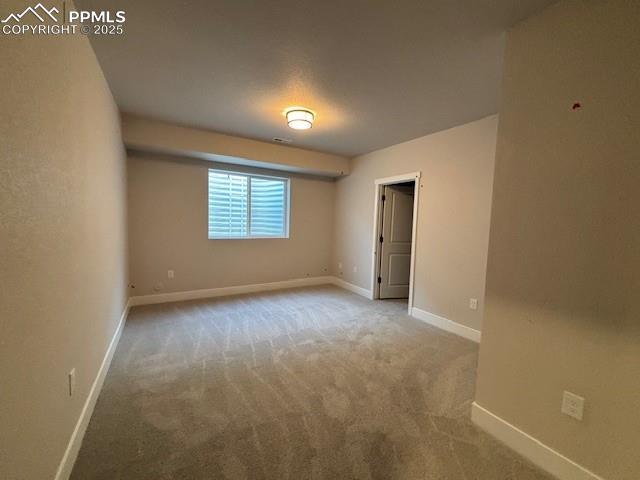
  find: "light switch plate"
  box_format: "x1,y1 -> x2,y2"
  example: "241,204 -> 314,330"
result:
68,368 -> 76,397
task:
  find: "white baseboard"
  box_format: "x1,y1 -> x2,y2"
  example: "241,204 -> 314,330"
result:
54,300 -> 130,480
129,276 -> 377,307
330,277 -> 373,299
129,276 -> 335,306
410,306 -> 481,343
471,403 -> 605,480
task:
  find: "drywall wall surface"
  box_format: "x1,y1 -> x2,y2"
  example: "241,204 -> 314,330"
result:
122,113 -> 351,177
475,1 -> 640,479
127,153 -> 334,295
333,115 -> 498,330
0,3 -> 128,478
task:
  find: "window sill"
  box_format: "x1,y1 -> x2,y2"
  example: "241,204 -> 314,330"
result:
208,236 -> 290,240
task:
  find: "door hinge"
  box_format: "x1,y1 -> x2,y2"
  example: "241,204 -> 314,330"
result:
377,276 -> 382,284
381,194 -> 386,202
379,235 -> 383,243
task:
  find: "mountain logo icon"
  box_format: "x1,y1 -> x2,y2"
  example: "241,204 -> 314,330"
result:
2,3 -> 59,23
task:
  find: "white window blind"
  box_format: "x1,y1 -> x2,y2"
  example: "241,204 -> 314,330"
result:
208,169 -> 289,239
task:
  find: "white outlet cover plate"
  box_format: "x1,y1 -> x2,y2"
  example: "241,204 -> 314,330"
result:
561,390 -> 585,420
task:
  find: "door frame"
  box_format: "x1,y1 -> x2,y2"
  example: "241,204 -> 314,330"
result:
370,171 -> 421,313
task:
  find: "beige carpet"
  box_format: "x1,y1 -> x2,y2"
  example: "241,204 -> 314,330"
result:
71,285 -> 552,479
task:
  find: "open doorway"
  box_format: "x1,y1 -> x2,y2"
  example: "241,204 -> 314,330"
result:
371,172 -> 421,313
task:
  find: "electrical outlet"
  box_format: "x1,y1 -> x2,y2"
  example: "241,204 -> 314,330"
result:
561,391 -> 585,420
353,266 -> 358,273
68,368 -> 76,397
167,269 -> 174,279
338,262 -> 343,270
469,298 -> 478,310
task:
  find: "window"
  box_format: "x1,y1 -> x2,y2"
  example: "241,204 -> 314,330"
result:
208,169 -> 290,239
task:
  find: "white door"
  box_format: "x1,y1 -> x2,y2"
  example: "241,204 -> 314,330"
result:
379,185 -> 414,299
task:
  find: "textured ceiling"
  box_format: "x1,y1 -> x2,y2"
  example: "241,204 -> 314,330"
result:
80,0 -> 557,156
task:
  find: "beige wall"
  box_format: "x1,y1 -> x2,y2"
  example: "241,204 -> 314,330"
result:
475,2 -> 640,479
333,115 -> 498,331
128,153 -> 334,296
122,114 -> 350,178
0,8 -> 128,480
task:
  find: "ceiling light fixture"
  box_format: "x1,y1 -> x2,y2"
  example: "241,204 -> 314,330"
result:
286,108 -> 314,130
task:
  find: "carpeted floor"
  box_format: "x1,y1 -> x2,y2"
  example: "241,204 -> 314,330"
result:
72,285 -> 552,479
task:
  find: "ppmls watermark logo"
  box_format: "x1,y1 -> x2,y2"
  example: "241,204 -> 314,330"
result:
2,2 -> 126,36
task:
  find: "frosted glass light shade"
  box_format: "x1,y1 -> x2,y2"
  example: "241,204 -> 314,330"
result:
286,109 -> 314,130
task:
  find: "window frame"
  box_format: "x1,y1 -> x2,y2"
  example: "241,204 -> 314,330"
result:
207,168 -> 291,240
